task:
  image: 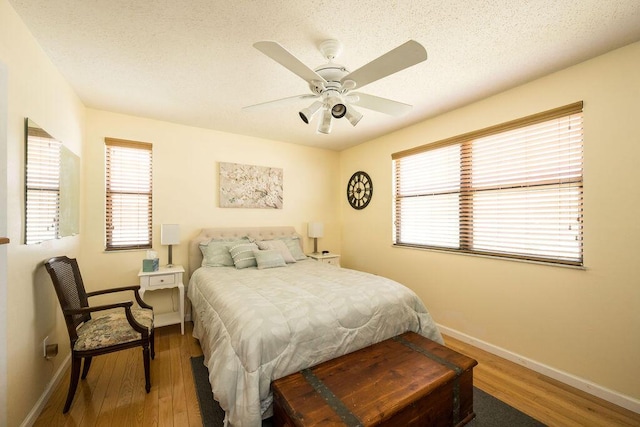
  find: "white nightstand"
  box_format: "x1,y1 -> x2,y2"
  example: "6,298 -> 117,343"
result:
307,253 -> 341,267
138,265 -> 185,334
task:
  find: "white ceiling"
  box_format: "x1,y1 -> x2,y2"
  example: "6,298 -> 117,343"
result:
8,1 -> 640,151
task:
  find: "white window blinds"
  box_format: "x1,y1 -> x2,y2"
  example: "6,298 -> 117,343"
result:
393,102 -> 584,266
25,130 -> 61,244
105,138 -> 153,250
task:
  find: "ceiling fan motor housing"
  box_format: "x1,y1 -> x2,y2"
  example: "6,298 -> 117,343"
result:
313,62 -> 350,119
310,65 -> 349,94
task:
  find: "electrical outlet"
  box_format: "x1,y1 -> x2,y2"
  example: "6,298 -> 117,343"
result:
43,336 -> 49,358
46,343 -> 59,359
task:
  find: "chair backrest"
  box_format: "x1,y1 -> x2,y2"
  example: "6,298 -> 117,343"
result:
44,256 -> 91,339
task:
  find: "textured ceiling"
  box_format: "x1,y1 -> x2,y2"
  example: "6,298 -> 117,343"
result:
8,0 -> 640,151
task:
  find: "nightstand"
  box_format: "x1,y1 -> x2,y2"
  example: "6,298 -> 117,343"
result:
307,253 -> 341,267
138,265 -> 185,334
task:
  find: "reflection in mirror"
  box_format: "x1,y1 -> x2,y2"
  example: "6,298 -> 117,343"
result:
60,144 -> 80,237
24,119 -> 79,244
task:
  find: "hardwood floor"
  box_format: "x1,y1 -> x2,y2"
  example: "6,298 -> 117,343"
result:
34,324 -> 640,426
444,335 -> 640,427
34,323 -> 204,427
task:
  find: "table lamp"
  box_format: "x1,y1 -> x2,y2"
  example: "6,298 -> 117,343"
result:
161,224 -> 180,267
307,222 -> 324,254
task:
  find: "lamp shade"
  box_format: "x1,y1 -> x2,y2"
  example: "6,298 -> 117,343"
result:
308,222 -> 324,238
161,224 -> 180,245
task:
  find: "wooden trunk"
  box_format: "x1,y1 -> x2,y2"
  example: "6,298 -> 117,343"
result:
272,332 -> 477,427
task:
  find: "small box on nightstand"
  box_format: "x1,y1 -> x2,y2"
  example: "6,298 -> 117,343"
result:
142,258 -> 159,272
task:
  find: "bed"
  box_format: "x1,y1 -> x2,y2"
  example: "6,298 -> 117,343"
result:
187,226 -> 443,427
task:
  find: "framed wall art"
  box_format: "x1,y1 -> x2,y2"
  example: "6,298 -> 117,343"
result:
219,162 -> 283,209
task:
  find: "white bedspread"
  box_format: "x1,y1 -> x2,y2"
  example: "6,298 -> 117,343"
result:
188,260 -> 443,427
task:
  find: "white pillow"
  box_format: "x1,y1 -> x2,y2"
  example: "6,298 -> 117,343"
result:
256,239 -> 297,263
253,249 -> 287,269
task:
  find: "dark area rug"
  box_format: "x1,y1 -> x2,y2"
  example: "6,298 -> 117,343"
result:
191,355 -> 545,426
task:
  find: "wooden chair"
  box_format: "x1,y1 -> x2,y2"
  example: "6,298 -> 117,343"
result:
44,256 -> 155,413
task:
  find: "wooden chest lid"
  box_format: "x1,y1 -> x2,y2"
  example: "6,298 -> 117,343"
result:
272,332 -> 477,426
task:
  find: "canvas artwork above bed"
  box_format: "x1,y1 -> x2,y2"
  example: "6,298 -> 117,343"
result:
187,226 -> 443,427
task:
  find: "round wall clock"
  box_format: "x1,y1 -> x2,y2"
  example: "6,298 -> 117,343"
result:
347,171 -> 373,210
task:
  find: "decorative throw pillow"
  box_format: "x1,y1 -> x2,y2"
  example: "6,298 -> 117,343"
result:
199,240 -> 234,267
200,238 -> 249,267
253,249 -> 287,269
229,242 -> 259,269
256,239 -> 297,263
279,237 -> 307,261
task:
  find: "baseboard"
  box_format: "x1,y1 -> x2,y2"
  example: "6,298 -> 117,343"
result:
20,354 -> 71,427
437,324 -> 640,414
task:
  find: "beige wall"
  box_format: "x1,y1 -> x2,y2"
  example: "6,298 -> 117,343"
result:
80,109 -> 341,312
1,1 -> 86,425
339,41 -> 640,401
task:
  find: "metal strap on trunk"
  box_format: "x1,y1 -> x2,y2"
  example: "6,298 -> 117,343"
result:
393,335 -> 464,425
301,368 -> 364,427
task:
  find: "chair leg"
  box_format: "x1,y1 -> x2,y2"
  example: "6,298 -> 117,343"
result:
143,345 -> 151,393
81,356 -> 92,379
63,356 -> 81,413
150,329 -> 155,359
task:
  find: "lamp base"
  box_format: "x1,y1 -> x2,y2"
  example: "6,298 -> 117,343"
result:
167,245 -> 173,267
313,238 -> 319,254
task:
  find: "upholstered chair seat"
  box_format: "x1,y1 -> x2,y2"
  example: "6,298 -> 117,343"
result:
74,307 -> 154,351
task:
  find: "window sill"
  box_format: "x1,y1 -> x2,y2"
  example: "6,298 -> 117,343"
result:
392,244 -> 586,270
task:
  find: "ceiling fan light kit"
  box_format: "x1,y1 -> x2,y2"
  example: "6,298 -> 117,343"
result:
327,94 -> 347,118
345,106 -> 363,127
318,109 -> 333,134
299,101 -> 324,124
244,39 -> 428,135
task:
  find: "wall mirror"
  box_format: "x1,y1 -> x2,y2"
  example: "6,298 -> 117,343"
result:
24,118 -> 80,244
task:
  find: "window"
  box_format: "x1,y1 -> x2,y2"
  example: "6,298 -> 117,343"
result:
393,102 -> 584,266
25,122 -> 61,244
105,138 -> 153,250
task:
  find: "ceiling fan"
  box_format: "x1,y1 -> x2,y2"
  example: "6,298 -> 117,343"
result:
243,39 -> 428,134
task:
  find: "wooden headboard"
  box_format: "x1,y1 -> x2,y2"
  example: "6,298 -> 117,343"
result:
188,226 -> 302,276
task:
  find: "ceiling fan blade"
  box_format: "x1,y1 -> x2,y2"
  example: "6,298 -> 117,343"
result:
351,92 -> 413,116
341,40 -> 427,90
254,41 -> 327,84
242,94 -> 318,111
